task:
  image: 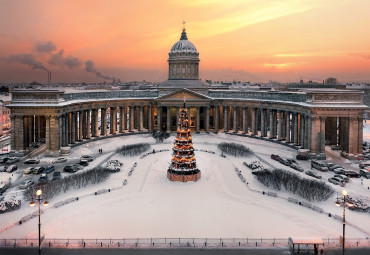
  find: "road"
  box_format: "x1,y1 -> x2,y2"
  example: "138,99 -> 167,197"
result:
1,247 -> 370,255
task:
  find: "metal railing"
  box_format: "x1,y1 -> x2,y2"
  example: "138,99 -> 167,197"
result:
0,237 -> 368,248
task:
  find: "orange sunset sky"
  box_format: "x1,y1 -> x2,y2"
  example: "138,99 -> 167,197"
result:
1,0 -> 370,83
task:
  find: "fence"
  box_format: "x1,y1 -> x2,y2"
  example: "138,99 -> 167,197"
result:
0,237 -> 369,248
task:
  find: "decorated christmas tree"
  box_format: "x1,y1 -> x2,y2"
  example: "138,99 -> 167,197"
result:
167,101 -> 201,182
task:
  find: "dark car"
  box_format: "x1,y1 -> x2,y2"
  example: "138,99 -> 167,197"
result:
24,158 -> 40,164
334,174 -> 349,183
359,161 -> 370,169
305,170 -> 322,179
45,165 -> 55,174
296,154 -> 309,160
328,164 -> 343,171
359,169 -> 370,179
344,170 -> 360,178
78,161 -> 89,167
52,171 -> 61,180
279,158 -> 290,166
287,159 -> 298,165
271,154 -> 280,161
33,167 -> 45,175
290,164 -> 304,172
64,165 -> 77,173
0,157 -> 10,164
38,174 -> 48,184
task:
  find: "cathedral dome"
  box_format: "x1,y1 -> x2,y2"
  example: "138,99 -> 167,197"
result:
169,29 -> 198,54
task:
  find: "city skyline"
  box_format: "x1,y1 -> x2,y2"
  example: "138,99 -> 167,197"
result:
1,0 -> 370,83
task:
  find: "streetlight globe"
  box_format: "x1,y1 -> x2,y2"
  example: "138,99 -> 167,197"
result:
342,190 -> 347,196
36,189 -> 42,196
29,201 -> 36,207
43,201 -> 49,207
335,200 -> 341,206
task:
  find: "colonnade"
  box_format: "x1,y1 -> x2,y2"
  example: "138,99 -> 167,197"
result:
10,102 -> 363,157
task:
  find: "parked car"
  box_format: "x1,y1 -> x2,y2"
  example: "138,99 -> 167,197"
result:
333,168 -> 345,175
80,155 -> 93,162
44,165 -> 55,174
296,154 -> 309,160
5,164 -> 17,173
344,170 -> 360,178
0,157 -> 10,164
328,164 -> 343,171
6,157 -> 19,164
271,154 -> 280,161
359,161 -> 370,169
52,171 -> 61,180
328,177 -> 344,186
33,167 -> 45,175
279,158 -> 291,166
78,161 -> 89,167
359,169 -> 370,179
73,163 -> 84,170
305,171 -> 322,179
311,160 -> 329,171
334,174 -> 349,183
286,159 -> 298,165
38,174 -> 48,184
64,165 -> 77,173
290,164 -> 304,172
53,157 -> 67,164
24,158 -> 40,164
24,167 -> 35,174
19,180 -> 34,189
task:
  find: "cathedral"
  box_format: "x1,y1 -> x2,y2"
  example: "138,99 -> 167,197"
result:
8,28 -> 367,159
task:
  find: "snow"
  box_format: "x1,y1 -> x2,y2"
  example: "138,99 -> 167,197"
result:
0,132 -> 369,240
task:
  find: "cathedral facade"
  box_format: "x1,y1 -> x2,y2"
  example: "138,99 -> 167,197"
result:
8,29 -> 367,159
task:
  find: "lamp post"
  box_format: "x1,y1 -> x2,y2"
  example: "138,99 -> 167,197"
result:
335,190 -> 353,255
30,189 -> 48,255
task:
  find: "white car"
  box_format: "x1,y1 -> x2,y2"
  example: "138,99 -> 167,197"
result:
53,157 -> 67,164
24,167 -> 35,174
5,165 -> 17,173
19,180 -> 34,189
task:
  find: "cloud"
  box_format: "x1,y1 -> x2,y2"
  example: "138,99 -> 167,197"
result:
35,41 -> 57,53
6,53 -> 48,71
85,60 -> 115,80
49,50 -> 83,69
349,53 -> 370,60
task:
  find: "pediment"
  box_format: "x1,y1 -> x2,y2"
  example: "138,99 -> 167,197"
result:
158,88 -> 212,100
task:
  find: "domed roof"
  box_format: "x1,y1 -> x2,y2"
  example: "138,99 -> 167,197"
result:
169,29 -> 198,54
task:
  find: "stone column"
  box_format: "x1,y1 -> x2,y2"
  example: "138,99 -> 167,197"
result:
166,106 -> 171,133
233,106 -> 237,133
92,109 -> 99,137
300,114 -> 305,147
205,106 -> 210,133
110,107 -> 116,134
319,117 -> 326,153
61,114 -> 66,146
242,107 -> 247,134
129,106 -> 134,132
196,107 -> 200,133
223,106 -> 228,133
358,117 -> 364,156
14,116 -> 25,152
86,110 -> 91,139
101,108 -> 107,136
81,111 -> 86,139
78,111 -> 83,140
277,110 -> 282,140
10,116 -> 15,151
215,105 -> 219,133
71,112 -> 76,143
269,109 -> 273,138
293,113 -> 298,145
286,111 -> 290,143
148,105 -> 152,131
260,108 -> 265,137
45,115 -> 60,156
251,108 -> 257,136
119,106 -> 124,133
157,106 -> 161,132
139,105 -> 143,131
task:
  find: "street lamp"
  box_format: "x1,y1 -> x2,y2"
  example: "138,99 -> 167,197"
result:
30,189 -> 49,255
335,190 -> 354,255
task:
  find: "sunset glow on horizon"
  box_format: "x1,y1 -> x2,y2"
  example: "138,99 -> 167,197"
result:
1,0 -> 370,83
